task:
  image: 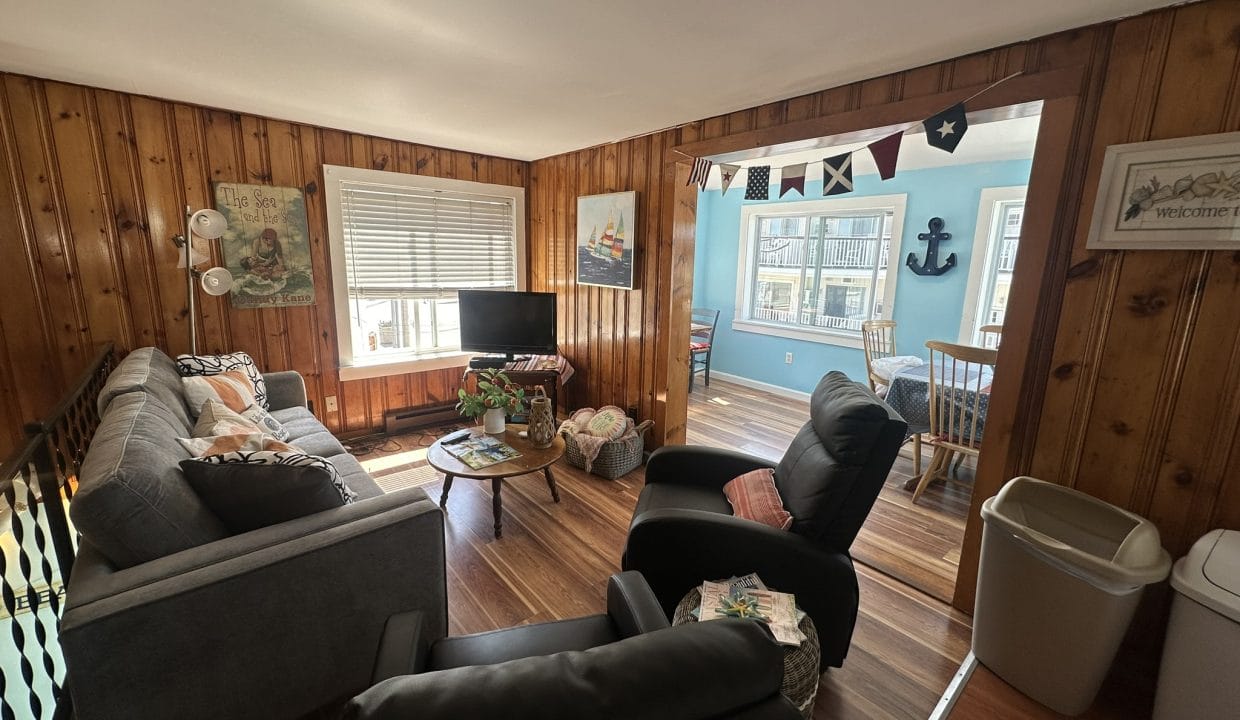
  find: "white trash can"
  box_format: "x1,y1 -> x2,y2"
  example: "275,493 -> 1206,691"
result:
1153,529 -> 1240,720
973,477 -> 1171,716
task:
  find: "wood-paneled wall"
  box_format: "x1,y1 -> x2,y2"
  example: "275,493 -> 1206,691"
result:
529,0 -> 1240,610
0,75 -> 527,458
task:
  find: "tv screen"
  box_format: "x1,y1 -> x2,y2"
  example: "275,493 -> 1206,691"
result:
458,290 -> 557,357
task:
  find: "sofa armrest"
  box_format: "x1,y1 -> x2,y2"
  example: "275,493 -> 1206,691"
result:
371,610 -> 431,685
645,445 -> 776,488
62,487 -> 446,720
606,571 -> 669,638
263,370 -> 307,410
622,508 -> 859,667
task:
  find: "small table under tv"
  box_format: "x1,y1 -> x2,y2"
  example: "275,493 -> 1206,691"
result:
462,354 -> 574,421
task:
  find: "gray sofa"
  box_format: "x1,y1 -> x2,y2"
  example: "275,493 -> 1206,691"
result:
61,347 -> 446,720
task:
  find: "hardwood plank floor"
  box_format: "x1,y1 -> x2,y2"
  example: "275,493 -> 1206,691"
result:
356,417 -> 972,719
688,378 -> 971,603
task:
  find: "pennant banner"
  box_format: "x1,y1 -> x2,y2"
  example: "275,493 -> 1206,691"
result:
779,162 -> 807,197
924,103 -> 968,153
718,164 -> 740,196
744,166 -> 770,200
823,153 -> 853,196
687,157 -> 713,190
867,131 -> 903,181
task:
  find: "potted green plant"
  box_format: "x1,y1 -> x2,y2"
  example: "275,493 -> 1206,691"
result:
456,369 -> 526,434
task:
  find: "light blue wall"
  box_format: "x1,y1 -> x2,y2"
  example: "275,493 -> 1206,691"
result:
692,159 -> 1032,393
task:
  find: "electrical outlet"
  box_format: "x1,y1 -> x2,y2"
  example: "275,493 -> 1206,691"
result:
785,352 -> 793,365
324,395 -> 338,412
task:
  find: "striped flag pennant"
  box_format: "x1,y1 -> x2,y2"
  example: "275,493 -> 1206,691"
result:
779,162 -> 807,197
687,157 -> 713,190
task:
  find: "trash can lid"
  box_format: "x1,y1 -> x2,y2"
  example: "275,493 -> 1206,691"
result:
1171,529 -> 1240,622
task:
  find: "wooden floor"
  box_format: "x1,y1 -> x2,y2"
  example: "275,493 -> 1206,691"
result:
687,378 -> 973,603
357,417 -> 973,720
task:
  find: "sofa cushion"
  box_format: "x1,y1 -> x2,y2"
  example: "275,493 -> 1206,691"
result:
269,406 -> 330,441
182,371 -> 257,416
176,351 -> 269,409
73,391 -> 229,568
96,347 -> 193,432
294,431 -> 348,458
326,452 -> 384,501
775,371 -> 889,543
180,454 -> 351,533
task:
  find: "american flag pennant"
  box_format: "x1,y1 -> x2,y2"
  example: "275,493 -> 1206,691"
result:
779,162 -> 807,197
718,164 -> 741,196
687,157 -> 713,190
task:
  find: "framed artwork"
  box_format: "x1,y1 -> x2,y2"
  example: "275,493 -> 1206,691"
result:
1086,131 -> 1240,250
214,182 -> 315,308
576,191 -> 636,289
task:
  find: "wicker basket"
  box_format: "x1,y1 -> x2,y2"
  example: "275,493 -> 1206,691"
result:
562,420 -> 653,479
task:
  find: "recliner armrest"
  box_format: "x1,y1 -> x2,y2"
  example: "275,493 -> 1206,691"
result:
263,370 -> 307,410
372,611 -> 431,684
645,445 -> 775,488
606,571 -> 669,638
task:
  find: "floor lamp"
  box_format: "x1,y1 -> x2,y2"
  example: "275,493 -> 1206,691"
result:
173,206 -> 232,355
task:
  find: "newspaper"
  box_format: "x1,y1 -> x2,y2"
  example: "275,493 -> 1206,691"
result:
696,574 -> 804,646
442,435 -> 522,470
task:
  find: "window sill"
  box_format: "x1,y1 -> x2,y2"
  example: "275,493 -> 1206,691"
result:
339,351 -> 473,381
731,319 -> 865,349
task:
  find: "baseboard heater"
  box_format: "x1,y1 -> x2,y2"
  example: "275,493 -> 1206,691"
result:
383,402 -> 460,434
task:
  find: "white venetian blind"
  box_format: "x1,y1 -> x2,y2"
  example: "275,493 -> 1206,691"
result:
339,182 -> 516,299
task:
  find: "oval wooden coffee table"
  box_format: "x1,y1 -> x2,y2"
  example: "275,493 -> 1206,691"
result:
428,425 -> 565,539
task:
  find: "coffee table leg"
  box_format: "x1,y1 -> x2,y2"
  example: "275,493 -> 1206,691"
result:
439,473 -> 454,508
544,466 -> 560,503
491,477 -> 503,539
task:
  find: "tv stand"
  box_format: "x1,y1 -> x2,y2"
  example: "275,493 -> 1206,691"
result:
468,353 -> 531,370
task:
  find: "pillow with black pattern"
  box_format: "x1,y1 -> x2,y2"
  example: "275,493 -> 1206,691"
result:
181,451 -> 355,533
176,352 -> 268,409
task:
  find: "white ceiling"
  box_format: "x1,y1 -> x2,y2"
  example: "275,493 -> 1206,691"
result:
0,0 -> 1175,161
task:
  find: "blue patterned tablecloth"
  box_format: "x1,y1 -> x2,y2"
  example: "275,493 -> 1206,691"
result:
883,362 -> 993,440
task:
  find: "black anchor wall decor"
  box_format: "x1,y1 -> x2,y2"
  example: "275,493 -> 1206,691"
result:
906,217 -> 957,276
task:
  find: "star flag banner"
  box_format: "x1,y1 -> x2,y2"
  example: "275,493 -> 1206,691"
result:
718,164 -> 741,195
868,131 -> 903,181
923,103 -> 968,153
822,153 -> 854,196
779,162 -> 807,197
744,165 -> 771,200
687,157 -> 713,190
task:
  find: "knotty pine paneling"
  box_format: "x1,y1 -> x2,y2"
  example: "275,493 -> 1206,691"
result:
0,74 -> 527,456
528,0 -> 1240,618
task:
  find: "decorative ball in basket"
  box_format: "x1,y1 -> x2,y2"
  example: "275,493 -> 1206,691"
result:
526,386 -> 556,449
559,406 -> 653,480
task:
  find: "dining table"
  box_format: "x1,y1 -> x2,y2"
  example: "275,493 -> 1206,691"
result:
883,361 -> 995,487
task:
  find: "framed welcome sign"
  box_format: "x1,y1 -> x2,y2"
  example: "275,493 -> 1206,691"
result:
1086,131 -> 1240,250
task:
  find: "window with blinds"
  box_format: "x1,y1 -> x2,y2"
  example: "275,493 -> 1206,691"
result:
325,165 -> 525,375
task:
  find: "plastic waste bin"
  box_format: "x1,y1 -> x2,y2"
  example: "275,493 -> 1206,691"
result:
1152,529 -> 1240,720
973,477 -> 1171,716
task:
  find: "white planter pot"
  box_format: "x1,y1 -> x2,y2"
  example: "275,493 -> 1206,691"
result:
483,407 -> 506,434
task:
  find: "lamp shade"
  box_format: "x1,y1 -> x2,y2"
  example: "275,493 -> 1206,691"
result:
188,208 -> 228,240
199,267 -> 234,296
176,238 -> 210,269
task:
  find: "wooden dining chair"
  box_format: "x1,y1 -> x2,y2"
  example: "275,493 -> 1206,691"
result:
861,319 -> 920,475
978,324 -> 1003,349
689,308 -> 719,389
911,340 -> 998,504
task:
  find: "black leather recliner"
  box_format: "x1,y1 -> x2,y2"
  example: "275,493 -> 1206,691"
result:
622,371 -> 908,667
343,572 -> 800,720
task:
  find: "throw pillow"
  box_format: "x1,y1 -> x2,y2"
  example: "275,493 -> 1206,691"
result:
177,432 -> 295,457
180,451 -> 353,533
193,399 -> 291,441
723,468 -> 793,531
585,405 -> 629,440
183,370 -> 257,415
176,352 -> 269,409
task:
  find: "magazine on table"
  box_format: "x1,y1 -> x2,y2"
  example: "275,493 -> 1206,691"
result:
694,573 -> 804,646
442,435 -> 522,470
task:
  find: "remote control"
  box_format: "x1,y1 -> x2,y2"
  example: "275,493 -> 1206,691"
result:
439,429 -> 471,445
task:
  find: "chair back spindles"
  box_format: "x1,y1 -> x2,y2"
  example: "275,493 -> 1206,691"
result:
860,320 -> 898,393
925,340 -> 996,452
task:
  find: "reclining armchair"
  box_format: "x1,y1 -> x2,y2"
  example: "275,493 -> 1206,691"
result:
622,371 -> 907,667
345,572 -> 800,720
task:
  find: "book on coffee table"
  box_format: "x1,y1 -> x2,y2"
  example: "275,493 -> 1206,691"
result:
443,436 -> 522,470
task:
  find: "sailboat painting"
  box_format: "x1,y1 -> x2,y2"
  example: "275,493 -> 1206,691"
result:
576,191 -> 637,289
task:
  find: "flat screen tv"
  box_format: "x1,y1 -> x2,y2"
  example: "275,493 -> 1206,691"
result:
458,290 -> 557,361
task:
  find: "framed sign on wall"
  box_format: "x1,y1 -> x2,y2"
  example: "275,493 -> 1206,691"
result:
576,191 -> 637,290
1086,131 -> 1240,250
214,182 -> 315,308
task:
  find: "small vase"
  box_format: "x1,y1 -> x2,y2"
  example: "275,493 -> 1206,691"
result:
483,407 -> 506,434
527,386 -> 555,448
